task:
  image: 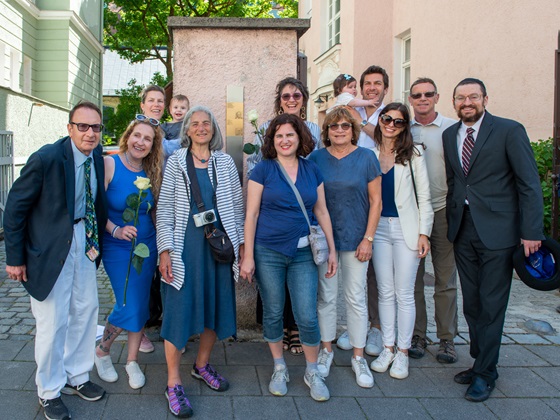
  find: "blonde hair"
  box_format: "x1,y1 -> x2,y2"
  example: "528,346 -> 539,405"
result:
118,119 -> 163,200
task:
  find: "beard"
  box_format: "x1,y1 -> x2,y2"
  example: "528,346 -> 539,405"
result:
457,105 -> 484,123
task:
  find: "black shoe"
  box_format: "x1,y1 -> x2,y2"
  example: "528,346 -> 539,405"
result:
408,335 -> 427,359
61,381 -> 105,401
465,376 -> 495,402
39,397 -> 70,420
454,368 -> 475,384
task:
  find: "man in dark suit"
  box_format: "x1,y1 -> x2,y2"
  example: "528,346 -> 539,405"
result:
442,78 -> 544,403
4,101 -> 108,420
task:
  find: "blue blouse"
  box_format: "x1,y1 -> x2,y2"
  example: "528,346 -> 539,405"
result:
381,167 -> 399,217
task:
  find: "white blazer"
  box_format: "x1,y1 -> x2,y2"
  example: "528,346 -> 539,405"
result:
373,145 -> 434,250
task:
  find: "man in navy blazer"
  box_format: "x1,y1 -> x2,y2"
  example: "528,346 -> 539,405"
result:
4,101 -> 108,420
442,78 -> 544,403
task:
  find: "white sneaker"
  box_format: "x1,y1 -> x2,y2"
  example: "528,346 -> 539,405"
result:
317,348 -> 334,377
336,331 -> 352,350
269,364 -> 289,396
370,347 -> 395,373
351,356 -> 374,388
94,352 -> 118,383
125,361 -> 146,389
365,327 -> 383,356
390,351 -> 409,379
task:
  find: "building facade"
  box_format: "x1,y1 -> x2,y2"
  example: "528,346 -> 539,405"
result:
299,0 -> 560,142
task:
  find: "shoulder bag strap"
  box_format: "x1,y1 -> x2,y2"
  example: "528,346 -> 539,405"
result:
409,158 -> 418,208
275,159 -> 312,228
185,150 -> 206,212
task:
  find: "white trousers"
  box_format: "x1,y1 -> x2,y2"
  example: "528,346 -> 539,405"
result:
318,251 -> 368,348
31,221 -> 98,400
373,217 -> 419,350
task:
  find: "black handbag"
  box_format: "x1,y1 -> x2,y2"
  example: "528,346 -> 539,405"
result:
184,151 -> 235,264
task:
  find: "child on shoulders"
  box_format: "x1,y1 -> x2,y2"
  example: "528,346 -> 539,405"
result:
161,94 -> 190,162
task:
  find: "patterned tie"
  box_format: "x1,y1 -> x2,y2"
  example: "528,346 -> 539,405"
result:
84,158 -> 99,261
462,127 -> 475,176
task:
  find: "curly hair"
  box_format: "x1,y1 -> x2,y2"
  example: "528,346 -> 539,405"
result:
321,106 -> 360,147
373,102 -> 420,165
261,113 -> 315,160
273,77 -> 310,118
118,119 -> 163,200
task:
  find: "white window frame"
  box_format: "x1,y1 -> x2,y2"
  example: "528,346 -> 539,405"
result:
327,0 -> 340,49
0,42 -> 5,88
23,55 -> 32,95
10,49 -> 21,91
401,35 -> 411,103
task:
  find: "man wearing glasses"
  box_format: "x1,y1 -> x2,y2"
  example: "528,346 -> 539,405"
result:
442,78 -> 544,402
407,78 -> 459,364
4,101 -> 108,420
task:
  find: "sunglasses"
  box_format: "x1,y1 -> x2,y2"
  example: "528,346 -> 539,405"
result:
70,122 -> 104,133
135,114 -> 160,126
281,93 -> 303,101
379,114 -> 407,128
328,123 -> 352,131
410,91 -> 437,100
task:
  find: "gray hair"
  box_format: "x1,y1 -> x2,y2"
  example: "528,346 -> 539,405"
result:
180,105 -> 223,151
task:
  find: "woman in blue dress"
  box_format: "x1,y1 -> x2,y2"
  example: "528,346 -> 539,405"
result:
94,117 -> 162,389
156,106 -> 245,418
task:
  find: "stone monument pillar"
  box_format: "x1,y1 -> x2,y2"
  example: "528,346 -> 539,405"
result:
169,17 -> 310,336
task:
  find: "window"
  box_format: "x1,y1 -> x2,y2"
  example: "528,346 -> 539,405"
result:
0,42 -> 5,87
10,49 -> 21,91
327,0 -> 340,49
401,36 -> 411,103
23,56 -> 32,95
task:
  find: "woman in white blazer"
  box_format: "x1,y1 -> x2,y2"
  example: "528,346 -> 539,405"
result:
369,103 -> 434,380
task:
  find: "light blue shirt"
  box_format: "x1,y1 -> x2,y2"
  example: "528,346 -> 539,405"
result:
71,141 -> 98,219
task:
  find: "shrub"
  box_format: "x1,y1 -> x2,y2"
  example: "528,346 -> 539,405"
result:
530,137 -> 555,236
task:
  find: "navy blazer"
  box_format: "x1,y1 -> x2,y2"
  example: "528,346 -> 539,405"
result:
442,112 -> 544,250
4,136 -> 108,301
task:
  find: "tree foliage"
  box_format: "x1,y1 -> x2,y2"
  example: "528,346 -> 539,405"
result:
104,1 -> 299,78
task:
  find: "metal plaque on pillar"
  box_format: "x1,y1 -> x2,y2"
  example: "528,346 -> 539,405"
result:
226,86 -> 244,184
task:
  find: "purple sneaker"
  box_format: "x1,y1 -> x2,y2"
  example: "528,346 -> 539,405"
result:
165,384 -> 193,418
191,363 -> 229,392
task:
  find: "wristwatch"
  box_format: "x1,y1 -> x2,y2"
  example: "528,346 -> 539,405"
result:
364,236 -> 373,242
361,120 -> 368,128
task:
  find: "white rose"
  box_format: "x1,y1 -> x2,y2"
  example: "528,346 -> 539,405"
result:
247,109 -> 259,123
133,176 -> 151,191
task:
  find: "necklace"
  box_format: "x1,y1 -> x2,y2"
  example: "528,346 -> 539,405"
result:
124,152 -> 143,170
191,150 -> 210,163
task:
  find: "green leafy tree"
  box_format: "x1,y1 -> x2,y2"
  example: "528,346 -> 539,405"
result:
105,72 -> 170,142
104,1 -> 299,79
530,137 -> 556,236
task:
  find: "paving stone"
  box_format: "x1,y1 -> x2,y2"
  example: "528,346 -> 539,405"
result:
101,393 -> 166,419
501,335 -> 515,344
419,397 -> 497,419
295,396 -> 366,419
323,366 -> 383,397
256,365 -> 309,397
543,335 -> 560,345
198,365 -> 261,396
226,342 -> 275,366
0,340 -> 25,360
0,361 -> 36,390
233,395 -> 298,418
357,397 -> 430,419
498,345 -> 551,367
543,397 -> 560,416
8,334 -> 33,341
424,344 -> 473,369
495,367 -> 559,397
8,325 -> 34,335
526,345 -> 560,366
14,340 -> 35,362
0,311 -> 15,319
506,334 -> 552,345
373,368 -> 444,398
485,398 -> 560,420
531,367 -> 560,392
178,395 -> 233,419
0,318 -> 18,326
0,390 -> 41,420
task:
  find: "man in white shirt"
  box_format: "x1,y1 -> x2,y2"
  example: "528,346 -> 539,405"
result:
407,78 -> 458,363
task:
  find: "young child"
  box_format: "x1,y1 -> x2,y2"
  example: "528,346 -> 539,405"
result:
328,74 -> 379,112
161,94 -> 190,162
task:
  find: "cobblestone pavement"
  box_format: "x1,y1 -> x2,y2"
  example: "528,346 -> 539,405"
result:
1,241 -> 559,419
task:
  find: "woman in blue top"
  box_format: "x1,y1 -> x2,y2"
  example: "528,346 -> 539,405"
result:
369,103 -> 433,380
308,106 -> 382,389
241,113 -> 337,402
94,117 -> 162,390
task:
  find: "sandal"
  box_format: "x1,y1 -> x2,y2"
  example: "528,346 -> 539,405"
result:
289,327 -> 304,356
283,329 -> 290,351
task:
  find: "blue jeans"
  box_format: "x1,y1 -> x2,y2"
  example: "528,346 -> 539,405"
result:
254,244 -> 320,346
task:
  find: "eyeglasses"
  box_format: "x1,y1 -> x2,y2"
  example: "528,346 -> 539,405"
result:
379,114 -> 407,128
136,114 -> 160,126
281,93 -> 303,101
328,123 -> 352,131
70,122 -> 104,133
453,94 -> 483,103
410,91 -> 437,100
